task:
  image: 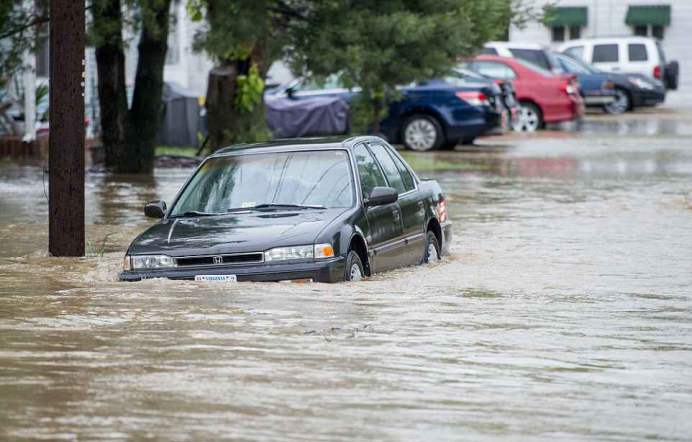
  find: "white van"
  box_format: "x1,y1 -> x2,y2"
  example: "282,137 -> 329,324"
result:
559,37 -> 678,90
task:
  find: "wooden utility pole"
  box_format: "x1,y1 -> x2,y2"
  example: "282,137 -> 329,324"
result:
49,0 -> 85,256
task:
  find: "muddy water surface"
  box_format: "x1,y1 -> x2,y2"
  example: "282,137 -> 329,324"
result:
1,134 -> 691,441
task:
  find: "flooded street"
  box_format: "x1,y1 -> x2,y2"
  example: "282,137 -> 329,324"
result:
1,123 -> 691,440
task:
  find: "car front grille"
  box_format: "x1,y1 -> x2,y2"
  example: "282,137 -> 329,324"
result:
175,252 -> 264,267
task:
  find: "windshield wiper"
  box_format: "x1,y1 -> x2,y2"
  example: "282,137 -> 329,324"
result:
253,203 -> 325,211
171,210 -> 222,218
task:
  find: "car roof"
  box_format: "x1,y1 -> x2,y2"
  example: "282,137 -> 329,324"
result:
562,36 -> 656,46
463,54 -> 515,63
485,41 -> 548,50
210,136 -> 384,157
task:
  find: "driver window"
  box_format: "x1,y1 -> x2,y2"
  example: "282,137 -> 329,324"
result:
354,145 -> 387,200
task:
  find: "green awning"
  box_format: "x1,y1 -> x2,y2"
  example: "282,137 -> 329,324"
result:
625,5 -> 671,26
544,7 -> 588,27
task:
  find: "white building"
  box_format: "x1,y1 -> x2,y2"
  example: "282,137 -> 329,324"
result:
508,0 -> 692,104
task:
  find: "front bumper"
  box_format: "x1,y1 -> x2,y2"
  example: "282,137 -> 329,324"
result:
584,95 -> 616,106
120,256 -> 347,283
632,89 -> 666,107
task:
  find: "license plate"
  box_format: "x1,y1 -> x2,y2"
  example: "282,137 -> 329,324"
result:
195,275 -> 237,282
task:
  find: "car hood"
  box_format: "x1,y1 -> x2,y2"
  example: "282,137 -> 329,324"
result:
128,208 -> 348,256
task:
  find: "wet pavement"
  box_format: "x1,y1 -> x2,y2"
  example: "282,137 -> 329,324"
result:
1,115 -> 691,441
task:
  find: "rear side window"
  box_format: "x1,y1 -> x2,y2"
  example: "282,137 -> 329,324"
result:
471,61 -> 517,80
386,148 -> 416,192
564,46 -> 585,60
354,145 -> 387,200
479,47 -> 498,55
628,44 -> 648,62
593,44 -> 619,62
369,144 -> 406,195
508,48 -> 549,70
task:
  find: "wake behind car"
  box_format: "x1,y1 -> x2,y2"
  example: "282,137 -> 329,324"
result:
120,137 -> 452,283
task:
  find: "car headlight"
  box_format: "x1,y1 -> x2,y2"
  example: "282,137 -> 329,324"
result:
264,244 -> 335,262
628,77 -> 654,90
129,254 -> 175,270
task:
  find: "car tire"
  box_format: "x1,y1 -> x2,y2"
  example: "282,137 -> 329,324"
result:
345,250 -> 365,282
603,88 -> 631,115
421,230 -> 441,265
402,115 -> 444,152
440,139 -> 459,150
512,102 -> 542,132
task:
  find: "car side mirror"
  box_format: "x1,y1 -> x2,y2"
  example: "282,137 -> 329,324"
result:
286,86 -> 295,99
366,187 -> 398,207
144,200 -> 167,219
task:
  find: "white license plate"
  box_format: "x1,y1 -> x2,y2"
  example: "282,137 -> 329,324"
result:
195,275 -> 237,282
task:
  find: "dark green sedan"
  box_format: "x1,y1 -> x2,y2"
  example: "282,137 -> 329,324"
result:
120,136 -> 452,283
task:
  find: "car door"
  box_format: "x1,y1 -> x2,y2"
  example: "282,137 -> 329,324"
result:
384,144 -> 428,264
368,142 -> 426,266
353,144 -> 404,273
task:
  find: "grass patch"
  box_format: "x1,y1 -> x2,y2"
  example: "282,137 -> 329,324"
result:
399,151 -> 488,172
155,145 -> 198,157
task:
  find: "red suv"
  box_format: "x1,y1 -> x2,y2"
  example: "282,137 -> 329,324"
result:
459,55 -> 584,132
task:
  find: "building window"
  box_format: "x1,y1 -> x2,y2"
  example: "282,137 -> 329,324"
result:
569,26 -> 581,40
551,25 -> 582,42
545,6 -> 587,42
552,26 -> 565,42
625,5 -> 669,40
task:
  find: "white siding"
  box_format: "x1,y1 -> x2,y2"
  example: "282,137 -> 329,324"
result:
509,0 -> 692,105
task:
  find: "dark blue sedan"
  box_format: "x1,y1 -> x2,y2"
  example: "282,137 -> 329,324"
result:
554,53 -> 616,109
267,76 -> 503,151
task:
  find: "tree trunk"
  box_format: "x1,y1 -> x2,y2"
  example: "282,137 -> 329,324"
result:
93,0 -> 128,170
124,0 -> 171,173
205,45 -> 271,153
372,95 -> 381,135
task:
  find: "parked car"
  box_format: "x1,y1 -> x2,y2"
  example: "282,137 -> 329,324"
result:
268,76 -> 503,151
443,67 -> 519,135
120,136 -> 453,283
556,52 -> 666,114
553,52 -> 616,109
559,37 -> 679,91
459,55 -> 584,132
481,42 -> 564,75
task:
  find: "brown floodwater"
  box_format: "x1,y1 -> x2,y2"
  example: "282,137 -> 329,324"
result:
1,132 -> 691,441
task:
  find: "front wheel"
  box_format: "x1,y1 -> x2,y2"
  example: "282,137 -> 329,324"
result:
402,115 -> 444,151
603,88 -> 631,115
512,102 -> 542,132
421,230 -> 441,265
344,250 -> 364,281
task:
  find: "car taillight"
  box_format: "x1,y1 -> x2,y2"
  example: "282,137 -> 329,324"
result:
604,81 -> 615,90
559,83 -> 576,95
437,198 -> 447,223
456,91 -> 488,106
653,65 -> 661,79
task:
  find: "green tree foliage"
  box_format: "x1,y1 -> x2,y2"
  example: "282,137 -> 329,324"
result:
187,0 -> 287,151
290,0 -> 526,133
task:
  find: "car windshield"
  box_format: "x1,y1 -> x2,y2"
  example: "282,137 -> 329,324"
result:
561,54 -> 601,75
169,150 -> 354,216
